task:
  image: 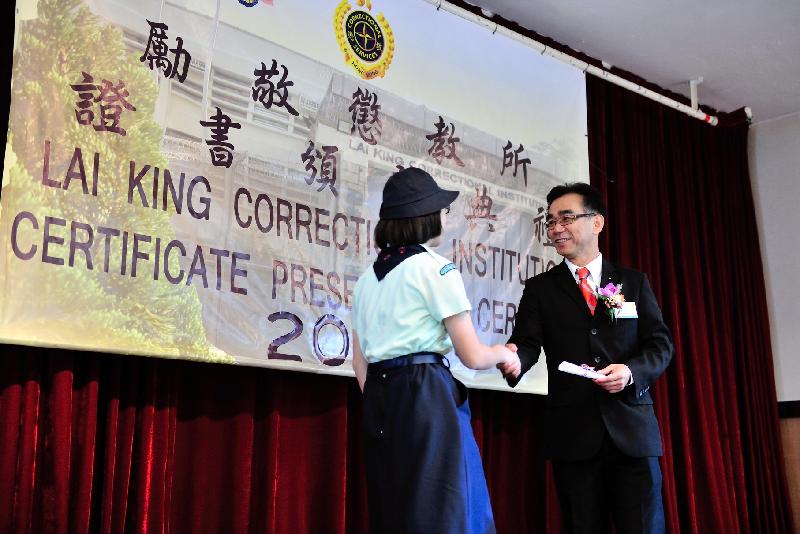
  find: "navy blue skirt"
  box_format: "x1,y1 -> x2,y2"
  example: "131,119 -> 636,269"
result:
362,354 -> 495,534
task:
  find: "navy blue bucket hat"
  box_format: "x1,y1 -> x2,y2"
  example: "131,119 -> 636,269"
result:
379,167 -> 459,219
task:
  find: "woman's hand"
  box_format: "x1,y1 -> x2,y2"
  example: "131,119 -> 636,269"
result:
496,343 -> 521,378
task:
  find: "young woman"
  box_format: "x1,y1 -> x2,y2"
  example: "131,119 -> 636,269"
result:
352,167 -> 520,534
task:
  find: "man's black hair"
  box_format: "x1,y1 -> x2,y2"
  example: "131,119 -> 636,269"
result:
546,182 -> 607,217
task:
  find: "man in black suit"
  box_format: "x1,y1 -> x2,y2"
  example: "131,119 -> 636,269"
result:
499,183 -> 673,534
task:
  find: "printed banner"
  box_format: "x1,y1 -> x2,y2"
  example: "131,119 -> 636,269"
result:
0,0 -> 588,394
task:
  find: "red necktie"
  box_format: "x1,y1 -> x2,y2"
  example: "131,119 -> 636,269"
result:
576,267 -> 597,315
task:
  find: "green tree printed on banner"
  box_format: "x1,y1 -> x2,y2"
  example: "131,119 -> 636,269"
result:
1,0 -> 232,362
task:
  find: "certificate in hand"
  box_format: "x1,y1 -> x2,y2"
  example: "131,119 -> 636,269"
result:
558,361 -> 605,380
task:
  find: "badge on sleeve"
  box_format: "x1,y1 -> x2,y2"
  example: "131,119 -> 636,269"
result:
439,263 -> 456,275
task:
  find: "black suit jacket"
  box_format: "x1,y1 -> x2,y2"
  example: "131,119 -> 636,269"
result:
507,259 -> 673,461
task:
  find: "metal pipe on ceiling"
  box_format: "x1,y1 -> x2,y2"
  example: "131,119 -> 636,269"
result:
427,0 -> 719,126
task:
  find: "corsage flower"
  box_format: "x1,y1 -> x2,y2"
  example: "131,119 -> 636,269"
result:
597,282 -> 625,323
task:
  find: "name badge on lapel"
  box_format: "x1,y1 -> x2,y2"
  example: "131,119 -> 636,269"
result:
616,301 -> 638,319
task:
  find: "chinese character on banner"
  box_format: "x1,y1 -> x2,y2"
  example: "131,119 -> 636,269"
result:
200,107 -> 241,168
532,206 -> 546,243
71,72 -> 97,127
140,20 -> 191,82
300,141 -> 339,196
426,115 -> 464,167
465,185 -> 498,232
252,59 -> 299,116
349,87 -> 382,145
501,140 -> 532,187
532,206 -> 556,247
70,72 -> 136,136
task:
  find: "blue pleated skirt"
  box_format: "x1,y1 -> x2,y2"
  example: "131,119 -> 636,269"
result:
362,355 -> 495,534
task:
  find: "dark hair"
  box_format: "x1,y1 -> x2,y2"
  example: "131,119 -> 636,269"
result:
546,182 -> 607,218
374,211 -> 442,249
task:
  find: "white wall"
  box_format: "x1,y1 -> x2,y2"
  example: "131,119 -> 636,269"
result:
749,112 -> 800,402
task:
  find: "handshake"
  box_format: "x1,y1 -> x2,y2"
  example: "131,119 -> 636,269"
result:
496,343 -> 521,379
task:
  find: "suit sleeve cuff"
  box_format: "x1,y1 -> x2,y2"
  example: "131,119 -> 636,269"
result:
624,364 -> 634,387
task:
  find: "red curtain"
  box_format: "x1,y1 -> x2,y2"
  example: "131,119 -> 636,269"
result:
0,347 -> 363,534
0,346 -> 563,533
587,75 -> 794,533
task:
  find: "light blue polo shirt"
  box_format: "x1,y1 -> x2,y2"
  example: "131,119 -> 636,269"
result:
353,245 -> 472,363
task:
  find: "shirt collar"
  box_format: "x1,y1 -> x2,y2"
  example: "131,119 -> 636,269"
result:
565,253 -> 603,287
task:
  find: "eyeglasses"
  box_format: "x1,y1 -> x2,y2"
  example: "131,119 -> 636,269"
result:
545,212 -> 596,230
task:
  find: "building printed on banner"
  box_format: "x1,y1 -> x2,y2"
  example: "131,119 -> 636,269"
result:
98,0 -> 570,366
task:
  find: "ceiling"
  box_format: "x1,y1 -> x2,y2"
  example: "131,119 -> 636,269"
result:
467,0 -> 800,124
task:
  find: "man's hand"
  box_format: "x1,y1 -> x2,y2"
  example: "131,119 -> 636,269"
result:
497,343 -> 521,379
593,363 -> 632,394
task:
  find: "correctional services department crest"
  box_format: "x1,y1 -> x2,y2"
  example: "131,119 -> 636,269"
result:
334,0 -> 394,80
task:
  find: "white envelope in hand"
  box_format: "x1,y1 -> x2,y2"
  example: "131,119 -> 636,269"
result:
616,301 -> 638,319
558,361 -> 605,379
